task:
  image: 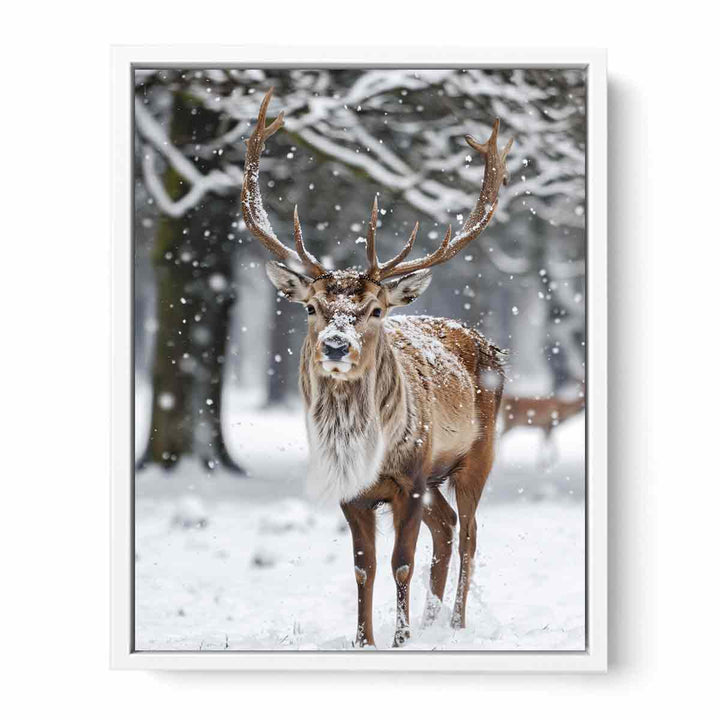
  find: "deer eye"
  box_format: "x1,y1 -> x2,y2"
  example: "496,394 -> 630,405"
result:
306,305 -> 316,315
371,307 -> 382,318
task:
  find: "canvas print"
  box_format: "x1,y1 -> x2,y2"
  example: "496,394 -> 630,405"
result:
133,67 -> 586,651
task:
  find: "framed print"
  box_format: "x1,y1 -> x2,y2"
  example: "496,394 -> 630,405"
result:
111,46 -> 607,672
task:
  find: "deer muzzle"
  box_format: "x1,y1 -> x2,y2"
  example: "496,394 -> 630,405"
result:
317,328 -> 359,376
322,335 -> 350,361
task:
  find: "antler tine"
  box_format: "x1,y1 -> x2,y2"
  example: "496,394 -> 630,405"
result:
253,87 -> 286,143
294,206 -> 325,277
379,118 -> 512,280
378,224 -> 449,280
365,196 -> 379,279
464,118 -> 499,155
500,137 -> 514,180
241,88 -> 325,277
376,222 -> 419,278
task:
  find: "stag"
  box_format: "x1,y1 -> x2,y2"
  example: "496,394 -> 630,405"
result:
241,89 -> 512,647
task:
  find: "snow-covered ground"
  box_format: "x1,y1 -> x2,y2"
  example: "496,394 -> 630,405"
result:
134,386 -> 585,651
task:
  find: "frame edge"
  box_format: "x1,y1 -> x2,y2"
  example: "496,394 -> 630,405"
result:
109,45 -> 608,673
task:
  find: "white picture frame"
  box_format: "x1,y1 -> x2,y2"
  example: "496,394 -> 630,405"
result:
111,45 -> 607,672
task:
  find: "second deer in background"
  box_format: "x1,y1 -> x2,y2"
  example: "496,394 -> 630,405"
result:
501,384 -> 585,467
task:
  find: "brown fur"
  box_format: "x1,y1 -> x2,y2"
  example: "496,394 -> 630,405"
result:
292,270 -> 505,646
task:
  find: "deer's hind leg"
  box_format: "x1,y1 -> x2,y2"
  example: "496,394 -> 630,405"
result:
451,440 -> 495,629
421,487 -> 457,627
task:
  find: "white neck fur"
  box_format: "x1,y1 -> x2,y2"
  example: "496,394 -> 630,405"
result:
305,373 -> 385,504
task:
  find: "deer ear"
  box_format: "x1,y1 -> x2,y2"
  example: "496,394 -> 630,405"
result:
265,261 -> 313,303
385,269 -> 432,307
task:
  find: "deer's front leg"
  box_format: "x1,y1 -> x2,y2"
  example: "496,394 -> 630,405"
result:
390,486 -> 423,647
341,502 -> 377,647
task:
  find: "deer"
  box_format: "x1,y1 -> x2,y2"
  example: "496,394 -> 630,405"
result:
241,88 -> 512,648
502,389 -> 585,437
501,386 -> 585,467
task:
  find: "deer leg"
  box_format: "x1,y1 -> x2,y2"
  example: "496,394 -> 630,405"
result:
451,443 -> 494,629
547,428 -> 559,467
341,502 -> 377,648
421,488 -> 457,627
390,486 -> 424,647
451,486 -> 480,629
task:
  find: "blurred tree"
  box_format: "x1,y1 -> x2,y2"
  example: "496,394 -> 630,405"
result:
135,76 -> 244,472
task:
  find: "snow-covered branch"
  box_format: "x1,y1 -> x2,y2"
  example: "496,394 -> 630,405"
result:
136,68 -> 586,232
197,69 -> 585,230
135,99 -> 242,218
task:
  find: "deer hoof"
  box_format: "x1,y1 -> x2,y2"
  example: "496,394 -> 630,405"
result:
450,612 -> 466,630
422,595 -> 442,628
392,629 -> 410,648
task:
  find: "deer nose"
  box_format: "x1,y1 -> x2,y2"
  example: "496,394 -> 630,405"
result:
323,336 -> 350,361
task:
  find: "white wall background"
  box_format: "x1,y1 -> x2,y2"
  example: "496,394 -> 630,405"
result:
2,1 -> 718,717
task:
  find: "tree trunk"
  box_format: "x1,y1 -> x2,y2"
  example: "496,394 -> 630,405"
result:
192,197 -> 244,473
137,90 -> 244,474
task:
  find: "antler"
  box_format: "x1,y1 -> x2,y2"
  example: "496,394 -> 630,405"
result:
241,88 -> 326,277
368,119 -> 513,281
293,205 -> 325,276
364,195 -> 420,281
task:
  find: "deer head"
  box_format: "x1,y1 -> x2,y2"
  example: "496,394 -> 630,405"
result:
241,88 -> 512,382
